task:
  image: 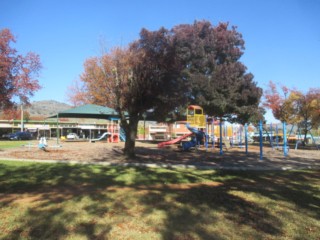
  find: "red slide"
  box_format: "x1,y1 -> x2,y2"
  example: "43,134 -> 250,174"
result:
157,133 -> 193,148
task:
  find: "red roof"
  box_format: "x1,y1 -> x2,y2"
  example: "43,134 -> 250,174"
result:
188,105 -> 203,110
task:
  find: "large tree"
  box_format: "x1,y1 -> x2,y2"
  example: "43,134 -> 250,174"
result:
70,21 -> 262,157
72,32 -> 188,157
0,29 -> 42,109
172,21 -> 262,123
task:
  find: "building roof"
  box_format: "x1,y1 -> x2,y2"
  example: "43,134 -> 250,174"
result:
49,104 -> 122,120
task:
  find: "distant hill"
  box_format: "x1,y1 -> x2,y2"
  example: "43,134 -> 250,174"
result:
25,100 -> 72,117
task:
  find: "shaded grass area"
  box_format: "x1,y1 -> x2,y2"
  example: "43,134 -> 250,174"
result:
0,160 -> 319,239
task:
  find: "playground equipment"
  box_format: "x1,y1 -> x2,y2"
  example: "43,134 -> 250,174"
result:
158,105 -> 234,152
86,120 -> 121,143
158,105 -> 207,150
38,136 -> 48,150
180,123 -> 206,150
90,132 -> 112,142
120,128 -> 126,142
158,105 -> 294,157
187,105 -> 206,128
157,133 -> 193,148
182,105 -> 207,150
107,121 -> 120,143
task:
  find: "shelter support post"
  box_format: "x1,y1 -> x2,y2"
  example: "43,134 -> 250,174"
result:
259,120 -> 263,160
56,113 -> 59,145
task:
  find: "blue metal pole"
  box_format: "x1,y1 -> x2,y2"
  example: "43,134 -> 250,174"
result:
259,120 -> 263,160
212,118 -> 215,150
283,121 -> 288,157
270,123 -> 274,149
276,125 -> 279,149
219,118 -> 223,155
205,115 -> 208,150
245,123 -> 248,154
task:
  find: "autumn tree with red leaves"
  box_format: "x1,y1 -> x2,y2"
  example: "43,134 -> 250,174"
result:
264,81 -> 320,144
0,108 -> 30,121
66,79 -> 91,106
0,28 -> 42,109
285,89 -> 320,143
263,81 -> 291,122
72,40 -> 189,157
67,48 -> 131,107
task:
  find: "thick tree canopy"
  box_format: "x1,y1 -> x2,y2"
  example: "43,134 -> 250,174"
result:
0,29 -> 42,109
172,21 -> 262,123
69,20 -> 262,157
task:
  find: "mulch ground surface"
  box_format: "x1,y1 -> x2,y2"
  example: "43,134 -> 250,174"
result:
0,140 -> 319,170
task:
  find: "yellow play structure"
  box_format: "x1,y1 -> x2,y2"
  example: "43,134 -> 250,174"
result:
187,105 -> 235,138
187,105 -> 206,128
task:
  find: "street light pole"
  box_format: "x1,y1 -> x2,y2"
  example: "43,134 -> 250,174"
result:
56,112 -> 60,145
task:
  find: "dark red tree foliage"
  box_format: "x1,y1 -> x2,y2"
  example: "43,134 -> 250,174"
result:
0,28 -> 42,109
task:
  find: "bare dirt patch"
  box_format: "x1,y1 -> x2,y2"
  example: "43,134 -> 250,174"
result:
0,140 -> 319,169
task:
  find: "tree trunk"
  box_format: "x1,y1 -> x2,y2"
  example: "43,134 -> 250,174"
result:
303,131 -> 308,146
122,115 -> 139,158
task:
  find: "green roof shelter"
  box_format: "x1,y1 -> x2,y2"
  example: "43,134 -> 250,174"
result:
49,104 -> 126,144
49,104 -> 123,120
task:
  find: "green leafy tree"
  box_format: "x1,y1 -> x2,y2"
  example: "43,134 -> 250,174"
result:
172,21 -> 262,123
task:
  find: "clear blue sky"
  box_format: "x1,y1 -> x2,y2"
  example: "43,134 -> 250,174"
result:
1,0 -> 319,122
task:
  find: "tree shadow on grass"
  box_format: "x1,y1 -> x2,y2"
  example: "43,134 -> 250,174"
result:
134,168 -> 320,239
232,170 -> 320,220
138,180 -> 282,239
0,162 -> 319,239
0,163 -> 130,239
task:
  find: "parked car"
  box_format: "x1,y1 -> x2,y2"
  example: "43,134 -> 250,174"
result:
6,131 -> 32,140
1,133 -> 11,139
66,133 -> 79,140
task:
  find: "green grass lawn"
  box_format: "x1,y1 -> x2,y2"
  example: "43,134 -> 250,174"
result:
0,160 -> 319,240
0,140 -> 33,149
